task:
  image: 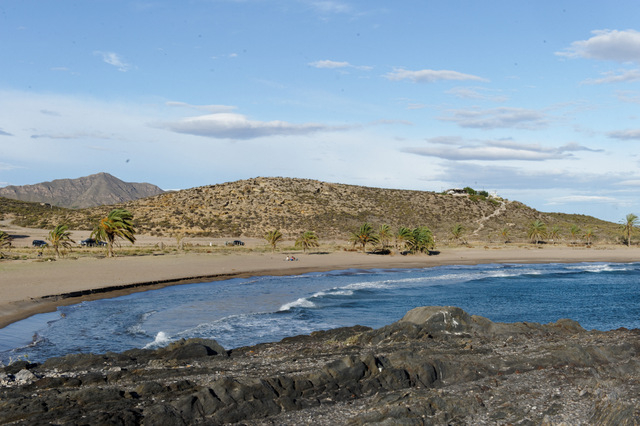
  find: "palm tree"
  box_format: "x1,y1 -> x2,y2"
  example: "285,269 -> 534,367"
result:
264,229 -> 283,252
377,224 -> 393,249
451,224 -> 465,244
350,222 -> 379,253
47,224 -> 75,258
395,227 -> 413,252
584,228 -> 595,246
499,227 -> 510,244
548,225 -> 561,245
0,231 -> 12,258
295,231 -> 319,253
569,224 -> 581,244
407,226 -> 435,253
528,220 -> 546,245
91,208 -> 136,258
622,213 -> 638,247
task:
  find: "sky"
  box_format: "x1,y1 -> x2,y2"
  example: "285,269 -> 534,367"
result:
1,1 -> 640,223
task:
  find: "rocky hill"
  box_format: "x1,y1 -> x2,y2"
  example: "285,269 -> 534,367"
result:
0,173 -> 164,209
2,177 -> 622,243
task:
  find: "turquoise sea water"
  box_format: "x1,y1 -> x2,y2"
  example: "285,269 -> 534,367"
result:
1,262 -> 639,364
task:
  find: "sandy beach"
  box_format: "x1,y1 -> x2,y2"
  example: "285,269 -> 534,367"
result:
1,245 -> 639,330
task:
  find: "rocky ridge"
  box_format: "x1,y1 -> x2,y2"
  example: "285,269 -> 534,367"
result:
1,306 -> 639,425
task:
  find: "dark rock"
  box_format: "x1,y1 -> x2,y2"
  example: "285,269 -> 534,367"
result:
1,307 -> 639,425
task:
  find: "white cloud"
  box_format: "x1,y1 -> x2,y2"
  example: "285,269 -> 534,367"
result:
94,51 -> 132,72
308,1 -> 352,14
446,86 -> 508,102
309,59 -> 372,71
405,145 -> 562,162
438,107 -> 549,130
608,129 -> 640,140
617,179 -> 640,186
582,69 -> 640,84
431,162 -> 624,191
616,90 -> 640,103
166,101 -> 237,113
30,132 -> 116,140
159,112 -> 350,139
404,138 -> 600,162
557,29 -> 640,63
0,128 -> 12,136
385,68 -> 487,83
309,60 -> 350,69
0,162 -> 20,171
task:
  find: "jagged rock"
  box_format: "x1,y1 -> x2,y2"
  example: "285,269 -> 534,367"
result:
1,308 -> 639,425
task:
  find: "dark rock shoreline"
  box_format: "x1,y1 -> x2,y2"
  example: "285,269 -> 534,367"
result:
1,306 -> 639,425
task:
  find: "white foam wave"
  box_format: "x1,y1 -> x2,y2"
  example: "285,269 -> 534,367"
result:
143,331 -> 171,349
279,298 -> 316,311
565,263 -> 626,273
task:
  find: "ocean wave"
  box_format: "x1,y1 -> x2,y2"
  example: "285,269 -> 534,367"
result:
143,331 -> 171,349
279,298 -> 316,311
565,263 -> 631,273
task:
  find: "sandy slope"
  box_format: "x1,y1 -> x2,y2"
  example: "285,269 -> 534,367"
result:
1,245 -> 639,329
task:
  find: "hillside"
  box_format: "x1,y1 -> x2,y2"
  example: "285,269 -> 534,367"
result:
0,173 -> 164,209
1,177 -> 623,244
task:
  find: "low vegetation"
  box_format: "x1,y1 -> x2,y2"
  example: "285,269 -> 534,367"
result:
0,178 -> 637,252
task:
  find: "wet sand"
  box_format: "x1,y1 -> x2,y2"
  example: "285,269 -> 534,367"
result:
1,246 -> 639,329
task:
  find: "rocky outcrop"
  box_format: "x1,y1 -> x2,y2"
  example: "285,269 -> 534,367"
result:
1,307 -> 639,425
0,172 -> 164,208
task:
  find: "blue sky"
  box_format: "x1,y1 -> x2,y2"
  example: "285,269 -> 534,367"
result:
1,1 -> 640,223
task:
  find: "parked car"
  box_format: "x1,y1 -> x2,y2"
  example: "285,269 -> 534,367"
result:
225,240 -> 245,246
32,240 -> 48,247
81,238 -> 107,247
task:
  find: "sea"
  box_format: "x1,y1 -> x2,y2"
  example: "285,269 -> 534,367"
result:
1,262 -> 640,365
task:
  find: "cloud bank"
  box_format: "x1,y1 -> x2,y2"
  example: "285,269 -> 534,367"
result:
438,107 -> 549,130
557,29 -> 640,63
385,68 -> 487,83
160,112 -> 348,139
404,138 -> 600,162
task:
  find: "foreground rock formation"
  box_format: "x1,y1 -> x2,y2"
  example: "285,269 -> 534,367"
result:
1,306 -> 639,425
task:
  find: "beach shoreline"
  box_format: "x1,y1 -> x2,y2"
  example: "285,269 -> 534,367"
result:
1,245 -> 639,330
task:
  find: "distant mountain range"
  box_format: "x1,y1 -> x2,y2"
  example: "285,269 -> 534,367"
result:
0,173 -> 164,208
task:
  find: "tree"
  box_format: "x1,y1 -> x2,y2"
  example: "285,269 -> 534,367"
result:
91,208 -> 136,258
264,229 -> 283,252
395,227 -> 413,252
377,224 -> 393,249
47,224 -> 75,258
0,231 -> 11,258
548,225 -> 561,245
451,224 -> 465,244
528,220 -> 546,245
406,226 -> 435,253
569,224 -> 581,244
350,222 -> 379,253
622,213 -> 638,247
499,227 -> 510,244
584,228 -> 595,246
295,231 -> 319,253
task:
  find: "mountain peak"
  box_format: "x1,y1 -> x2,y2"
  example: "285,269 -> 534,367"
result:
0,173 -> 164,208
